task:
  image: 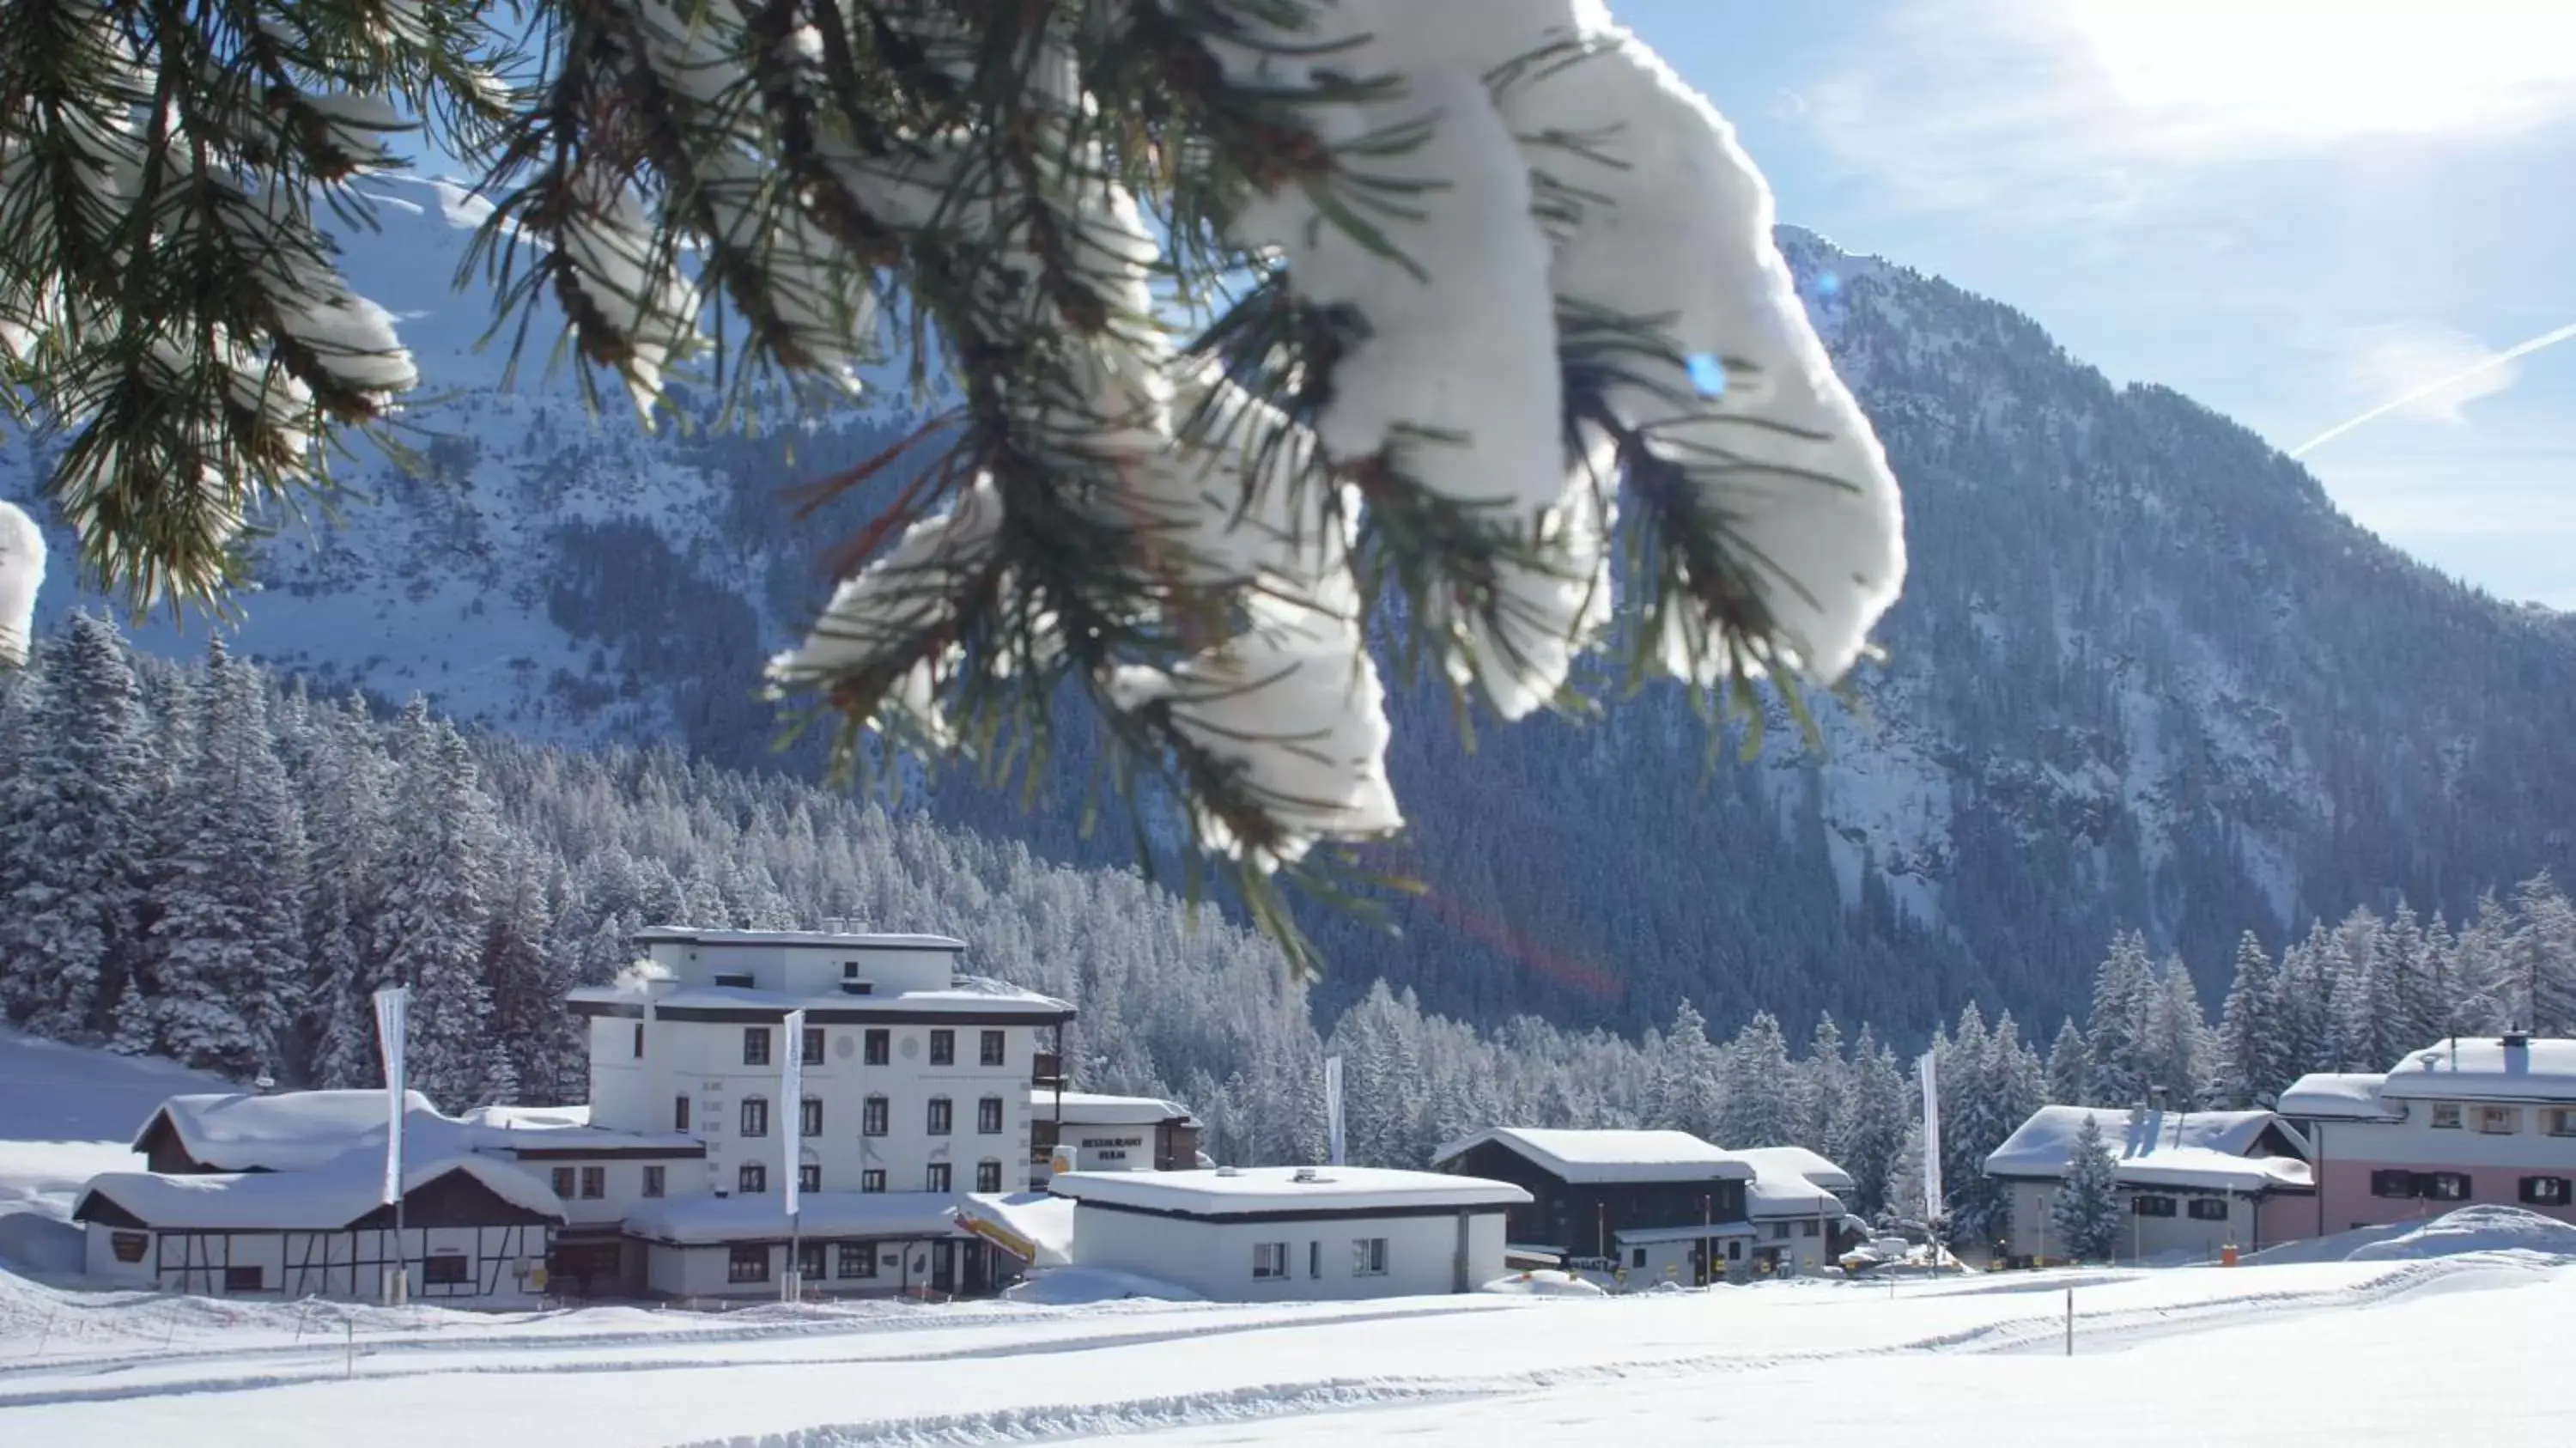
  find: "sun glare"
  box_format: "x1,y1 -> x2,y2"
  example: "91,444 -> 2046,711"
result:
2041,0 -> 2576,149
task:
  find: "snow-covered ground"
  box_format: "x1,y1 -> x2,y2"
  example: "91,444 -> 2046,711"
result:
5,1023 -> 2568,1446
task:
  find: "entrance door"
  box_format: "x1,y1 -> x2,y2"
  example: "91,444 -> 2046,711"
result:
930,1239 -> 956,1295
961,1239 -> 989,1296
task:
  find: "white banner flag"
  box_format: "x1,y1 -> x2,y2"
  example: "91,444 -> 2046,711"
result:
782,1009 -> 805,1216
1324,1055 -> 1346,1167
373,987 -> 410,1206
1917,1050 -> 1944,1225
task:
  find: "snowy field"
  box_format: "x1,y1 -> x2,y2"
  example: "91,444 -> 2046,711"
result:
4,1025 -> 2569,1445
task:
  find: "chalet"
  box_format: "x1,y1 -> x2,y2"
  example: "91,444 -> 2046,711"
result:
2282,1034 -> 2576,1236
1431,1128 -> 1753,1286
74,1153 -> 561,1300
1984,1106 -> 2315,1262
1047,1165 -> 1528,1301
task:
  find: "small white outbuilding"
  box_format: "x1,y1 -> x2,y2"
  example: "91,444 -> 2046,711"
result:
1048,1165 -> 1529,1301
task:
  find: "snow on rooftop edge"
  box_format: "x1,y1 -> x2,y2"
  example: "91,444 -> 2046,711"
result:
1050,1166 -> 1529,1215
2379,1037 -> 2576,1101
1433,1128 -> 1755,1183
79,1152 -> 563,1231
634,927 -> 967,949
2278,1073 -> 2400,1119
1984,1106 -> 2312,1192
623,1190 -> 975,1244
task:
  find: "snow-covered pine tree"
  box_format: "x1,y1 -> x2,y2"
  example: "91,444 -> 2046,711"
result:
1649,1001 -> 1725,1141
2045,1018 -> 2090,1106
2085,932 -> 2155,1107
2048,1113 -> 2123,1263
301,697 -> 398,1087
2511,874 -> 2576,1037
2385,904 -> 2446,1057
1795,1014 -> 1849,1157
1834,1034 -> 1911,1218
2213,932 -> 2284,1109
1714,1011 -> 1796,1148
2271,925 -> 2333,1079
3,1 -> 1906,974
376,703 -> 515,1109
0,613 -> 150,1040
2145,959 -> 2213,1107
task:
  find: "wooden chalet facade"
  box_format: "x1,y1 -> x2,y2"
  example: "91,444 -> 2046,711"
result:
1433,1129 -> 1752,1273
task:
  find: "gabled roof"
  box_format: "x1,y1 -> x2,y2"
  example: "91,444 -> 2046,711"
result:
1984,1106 -> 2313,1194
135,1090 -> 438,1171
1432,1128 -> 1755,1184
2379,1037 -> 2576,1103
1051,1165 -> 1530,1216
1720,1146 -> 1858,1195
75,1152 -> 563,1232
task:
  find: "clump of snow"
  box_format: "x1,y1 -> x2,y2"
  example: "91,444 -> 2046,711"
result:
0,497 -> 43,667
2346,1206 -> 2576,1263
1002,1266 -> 1203,1305
611,958 -> 677,995
1481,1269 -> 1607,1298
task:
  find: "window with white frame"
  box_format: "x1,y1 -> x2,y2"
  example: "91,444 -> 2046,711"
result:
929,1029 -> 956,1066
975,1159 -> 1003,1193
837,1242 -> 877,1278
927,1096 -> 952,1135
980,1030 -> 1006,1067
743,1028 -> 771,1067
799,1163 -> 822,1193
978,1096 -> 1004,1134
1254,1242 -> 1290,1279
2479,1104 -> 2521,1135
1352,1238 -> 1388,1276
801,1027 -> 825,1066
738,1162 -> 768,1194
580,1165 -> 605,1199
927,1163 -> 951,1192
740,1097 -> 769,1138
863,1095 -> 889,1136
2431,1103 -> 2462,1129
861,1168 -> 885,1193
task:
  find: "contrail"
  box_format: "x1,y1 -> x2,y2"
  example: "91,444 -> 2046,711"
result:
2291,319 -> 2576,459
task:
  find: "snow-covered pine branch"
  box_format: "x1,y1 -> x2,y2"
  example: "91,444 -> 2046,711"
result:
0,499 -> 44,668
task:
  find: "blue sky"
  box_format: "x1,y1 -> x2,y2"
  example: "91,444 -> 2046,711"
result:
1618,0 -> 2576,610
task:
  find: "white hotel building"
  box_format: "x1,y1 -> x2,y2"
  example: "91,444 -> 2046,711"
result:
562,926 -> 1077,1298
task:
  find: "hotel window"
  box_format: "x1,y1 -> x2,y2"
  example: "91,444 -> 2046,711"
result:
976,1159 -> 1003,1193
1769,1222 -> 1790,1240
632,1023 -> 645,1059
1352,1238 -> 1388,1276
2549,1109 -> 2576,1137
642,1165 -> 666,1199
739,1162 -> 769,1194
2479,1105 -> 2521,1135
799,1164 -> 823,1194
1254,1242 -> 1290,1280
861,1169 -> 886,1193
2431,1103 -> 2462,1129
2187,1198 -> 2229,1221
2425,1171 -> 2472,1201
2521,1176 -> 2571,1205
801,1098 -> 824,1137
551,1166 -> 577,1197
865,1029 -> 890,1066
980,1030 -> 1006,1067
863,1095 -> 889,1136
740,1097 -> 769,1138
930,1029 -> 956,1066
728,1245 -> 769,1283
580,1166 -> 605,1200
838,1242 -> 878,1279
797,1242 -> 827,1281
927,1163 -> 951,1192
224,1265 -> 263,1292
743,1027 -> 771,1067
2131,1196 -> 2178,1218
927,1096 -> 953,1135
674,1096 -> 691,1132
978,1096 -> 1004,1135
2371,1170 -> 2421,1198
1631,1247 -> 1647,1270
423,1254 -> 470,1287
802,1027 -> 826,1066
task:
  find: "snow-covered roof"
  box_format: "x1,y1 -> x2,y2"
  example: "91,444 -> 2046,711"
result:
137,1090 -> 438,1171
2277,1073 -> 2403,1122
76,1152 -> 563,1231
1051,1165 -> 1530,1217
1720,1146 -> 1857,1195
566,976 -> 1072,1019
622,1191 -> 972,1244
950,1192 -> 1075,1267
136,1089 -> 697,1172
1030,1089 -> 1197,1126
635,928 -> 967,950
1741,1171 -> 1846,1220
1984,1107 -> 2313,1194
1432,1129 -> 1755,1183
2379,1037 -> 2576,1103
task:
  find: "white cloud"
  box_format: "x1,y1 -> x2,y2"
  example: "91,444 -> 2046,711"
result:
1802,0 -> 2576,220
2332,324 -> 2519,427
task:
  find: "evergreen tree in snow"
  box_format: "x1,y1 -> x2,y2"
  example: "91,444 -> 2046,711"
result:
2048,1114 -> 2123,1262
376,703 -> 515,1108
1648,1001 -> 1725,1141
2213,932 -> 2285,1109
301,697 -> 398,1088
1714,1012 -> 1796,1147
2085,931 -> 2155,1107
2144,960 -> 2213,1107
2045,1018 -> 2090,1106
2510,874 -> 2576,1037
0,613 -> 150,1039
1794,1014 -> 1849,1156
1834,1034 -> 1911,1218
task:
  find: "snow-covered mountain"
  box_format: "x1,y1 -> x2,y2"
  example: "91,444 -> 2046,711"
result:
9,175 -> 2573,1041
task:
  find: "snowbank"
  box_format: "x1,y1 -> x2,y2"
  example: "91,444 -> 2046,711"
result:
2348,1207 -> 2576,1262
1001,1267 -> 1202,1305
1480,1269 -> 1607,1299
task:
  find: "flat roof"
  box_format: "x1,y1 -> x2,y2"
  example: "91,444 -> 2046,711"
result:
1433,1128 -> 1755,1184
1051,1165 -> 1529,1217
2379,1037 -> 2576,1103
622,1190 -> 973,1244
635,928 -> 967,950
568,976 -> 1074,1023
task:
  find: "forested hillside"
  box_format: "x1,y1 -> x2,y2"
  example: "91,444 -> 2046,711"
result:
6,622 -> 2571,1237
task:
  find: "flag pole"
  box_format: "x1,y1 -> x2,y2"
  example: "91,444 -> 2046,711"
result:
373,985 -> 412,1306
782,1008 -> 806,1304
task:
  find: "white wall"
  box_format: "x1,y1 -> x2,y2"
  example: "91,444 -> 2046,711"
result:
640,937 -> 957,995
1071,1206 -> 1506,1302
87,1224 -> 549,1299
523,1157 -> 703,1226
644,1238 -> 926,1299
2003,1181 -> 2258,1262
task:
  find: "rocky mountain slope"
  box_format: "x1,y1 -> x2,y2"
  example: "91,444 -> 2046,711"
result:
9,175 -> 2572,1042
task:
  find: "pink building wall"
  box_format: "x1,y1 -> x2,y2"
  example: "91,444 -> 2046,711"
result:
2310,1159 -> 2576,1236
